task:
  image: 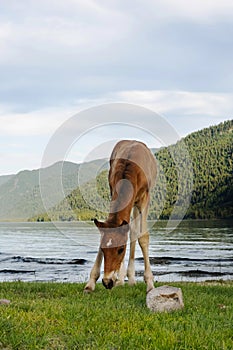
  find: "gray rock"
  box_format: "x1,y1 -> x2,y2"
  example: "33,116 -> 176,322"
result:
146,285 -> 184,312
0,299 -> 11,305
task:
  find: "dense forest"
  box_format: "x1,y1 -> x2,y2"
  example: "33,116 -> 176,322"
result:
156,119 -> 233,219
31,120 -> 233,222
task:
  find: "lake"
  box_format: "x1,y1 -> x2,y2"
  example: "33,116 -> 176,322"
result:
0,220 -> 232,283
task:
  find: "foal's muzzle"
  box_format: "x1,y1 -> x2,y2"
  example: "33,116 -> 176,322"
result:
102,278 -> 114,290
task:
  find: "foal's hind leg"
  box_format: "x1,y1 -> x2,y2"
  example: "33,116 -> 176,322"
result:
138,195 -> 154,293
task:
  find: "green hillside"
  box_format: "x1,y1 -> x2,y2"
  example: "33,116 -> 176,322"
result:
0,174 -> 14,187
156,119 -> 233,219
0,162 -> 77,220
32,120 -> 233,222
0,160 -> 107,221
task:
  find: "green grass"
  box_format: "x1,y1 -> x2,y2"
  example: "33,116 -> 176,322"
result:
0,281 -> 232,350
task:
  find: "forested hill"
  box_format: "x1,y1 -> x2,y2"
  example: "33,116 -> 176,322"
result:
156,119 -> 233,219
186,120 -> 233,218
32,119 -> 233,222
0,159 -> 107,221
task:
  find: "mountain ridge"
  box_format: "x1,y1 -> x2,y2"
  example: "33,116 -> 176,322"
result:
0,159 -> 107,221
1,119 -> 232,221
32,119 -> 233,221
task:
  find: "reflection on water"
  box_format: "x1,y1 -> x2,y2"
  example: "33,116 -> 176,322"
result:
0,220 -> 232,283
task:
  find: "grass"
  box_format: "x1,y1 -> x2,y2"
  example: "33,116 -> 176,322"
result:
0,281 -> 232,350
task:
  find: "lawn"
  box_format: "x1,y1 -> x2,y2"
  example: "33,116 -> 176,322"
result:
0,281 -> 232,349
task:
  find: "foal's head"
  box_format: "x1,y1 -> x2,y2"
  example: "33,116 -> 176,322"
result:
94,218 -> 129,289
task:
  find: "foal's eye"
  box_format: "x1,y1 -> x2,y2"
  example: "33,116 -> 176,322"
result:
118,247 -> 124,255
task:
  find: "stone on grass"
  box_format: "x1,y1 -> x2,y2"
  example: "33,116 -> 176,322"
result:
0,299 -> 11,305
146,285 -> 184,312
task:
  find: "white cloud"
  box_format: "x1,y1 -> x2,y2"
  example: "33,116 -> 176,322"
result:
1,90 -> 232,138
0,1 -> 131,65
0,1 -> 233,174
0,89 -> 232,174
0,107 -> 71,136
0,22 -> 12,52
129,0 -> 233,22
110,90 -> 233,135
0,147 -> 40,175
1,0 -> 233,112
159,0 -> 233,21
113,90 -> 233,116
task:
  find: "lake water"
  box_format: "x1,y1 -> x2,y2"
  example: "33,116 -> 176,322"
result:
0,220 -> 232,283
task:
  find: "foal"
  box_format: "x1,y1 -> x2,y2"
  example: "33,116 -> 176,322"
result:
84,140 -> 157,293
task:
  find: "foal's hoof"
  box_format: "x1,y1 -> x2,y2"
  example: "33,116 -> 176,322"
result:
128,278 -> 136,286
116,280 -> 125,287
84,286 -> 94,294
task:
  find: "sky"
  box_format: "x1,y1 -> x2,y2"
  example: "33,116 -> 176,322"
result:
0,0 -> 233,175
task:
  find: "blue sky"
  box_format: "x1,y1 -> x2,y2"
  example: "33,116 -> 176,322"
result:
0,0 -> 233,174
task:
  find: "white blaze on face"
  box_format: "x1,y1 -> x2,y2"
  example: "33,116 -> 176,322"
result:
106,238 -> 113,247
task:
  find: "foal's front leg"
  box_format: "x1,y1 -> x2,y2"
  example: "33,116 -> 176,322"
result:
138,197 -> 154,293
84,248 -> 103,293
116,260 -> 126,286
127,206 -> 140,285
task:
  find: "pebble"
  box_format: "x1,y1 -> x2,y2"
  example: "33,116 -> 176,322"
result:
0,299 -> 11,305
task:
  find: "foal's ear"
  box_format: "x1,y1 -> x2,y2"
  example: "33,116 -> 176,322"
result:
121,220 -> 128,226
120,220 -> 129,234
94,218 -> 101,228
94,218 -> 105,230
